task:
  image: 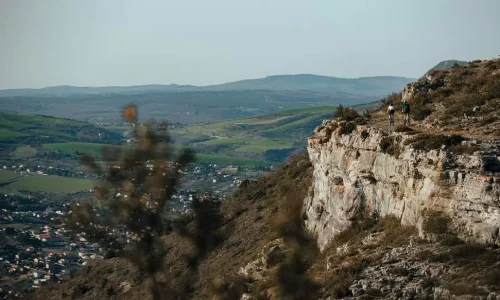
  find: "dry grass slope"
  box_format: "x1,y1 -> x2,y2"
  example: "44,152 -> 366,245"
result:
374,58 -> 500,139
36,153 -> 314,300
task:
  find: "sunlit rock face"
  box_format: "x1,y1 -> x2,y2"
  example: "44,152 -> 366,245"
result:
303,119 -> 500,251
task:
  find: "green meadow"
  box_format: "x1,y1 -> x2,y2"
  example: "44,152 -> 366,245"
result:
43,142 -> 128,158
169,106 -> 337,162
0,170 -> 23,182
1,174 -> 95,193
0,129 -> 29,140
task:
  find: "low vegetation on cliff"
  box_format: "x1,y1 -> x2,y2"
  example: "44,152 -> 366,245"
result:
378,59 -> 500,138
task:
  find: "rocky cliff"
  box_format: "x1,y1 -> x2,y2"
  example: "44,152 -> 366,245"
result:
399,58 -> 500,136
303,120 -> 500,251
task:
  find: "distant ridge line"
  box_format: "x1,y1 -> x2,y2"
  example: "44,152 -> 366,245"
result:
0,74 -> 415,97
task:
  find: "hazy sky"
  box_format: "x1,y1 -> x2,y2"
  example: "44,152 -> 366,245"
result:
1,0 -> 499,89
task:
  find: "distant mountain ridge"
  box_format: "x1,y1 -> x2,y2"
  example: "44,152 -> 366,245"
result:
203,74 -> 415,96
0,74 -> 415,97
0,84 -> 198,97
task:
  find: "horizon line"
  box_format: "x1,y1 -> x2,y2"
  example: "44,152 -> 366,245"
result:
0,73 -> 418,91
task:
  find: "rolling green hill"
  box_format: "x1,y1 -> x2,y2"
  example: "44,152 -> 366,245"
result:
170,105 -> 355,162
0,113 -> 122,153
203,74 -> 415,96
1,102 -> 377,169
167,101 -> 378,163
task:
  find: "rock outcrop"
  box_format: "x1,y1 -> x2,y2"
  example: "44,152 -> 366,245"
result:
399,59 -> 500,137
426,59 -> 468,74
238,239 -> 286,282
303,119 -> 500,251
401,71 -> 447,102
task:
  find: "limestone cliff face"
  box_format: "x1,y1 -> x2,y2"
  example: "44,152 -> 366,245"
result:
303,119 -> 500,251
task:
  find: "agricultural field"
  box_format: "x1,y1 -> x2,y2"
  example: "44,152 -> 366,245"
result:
0,170 -> 23,182
262,114 -> 327,135
1,113 -> 85,126
0,129 -> 29,140
58,103 -> 377,165
170,106 -> 337,162
0,174 -> 95,193
43,142 -> 129,158
193,153 -> 270,167
0,113 -> 86,134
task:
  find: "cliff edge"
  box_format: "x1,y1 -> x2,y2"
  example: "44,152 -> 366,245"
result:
303,119 -> 499,251
304,59 -> 500,251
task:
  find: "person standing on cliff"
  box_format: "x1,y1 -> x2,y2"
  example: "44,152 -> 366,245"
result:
402,100 -> 411,126
387,102 -> 395,127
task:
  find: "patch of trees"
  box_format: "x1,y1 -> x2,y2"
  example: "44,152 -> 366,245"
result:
36,151 -> 73,160
0,195 -> 47,212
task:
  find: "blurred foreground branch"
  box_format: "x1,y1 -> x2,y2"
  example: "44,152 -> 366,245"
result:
65,105 -> 221,299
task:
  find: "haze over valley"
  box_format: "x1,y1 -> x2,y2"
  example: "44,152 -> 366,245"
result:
0,74 -> 413,124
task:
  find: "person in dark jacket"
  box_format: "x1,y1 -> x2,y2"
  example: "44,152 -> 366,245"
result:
402,100 -> 411,126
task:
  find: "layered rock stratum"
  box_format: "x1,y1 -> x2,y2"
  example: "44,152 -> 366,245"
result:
303,120 -> 500,251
